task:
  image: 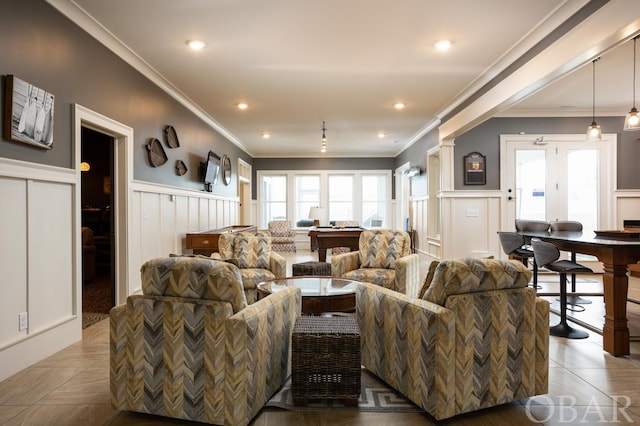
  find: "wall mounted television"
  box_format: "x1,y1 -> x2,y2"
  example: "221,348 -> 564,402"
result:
202,150 -> 220,192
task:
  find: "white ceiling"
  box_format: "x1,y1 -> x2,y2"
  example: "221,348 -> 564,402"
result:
50,0 -> 638,157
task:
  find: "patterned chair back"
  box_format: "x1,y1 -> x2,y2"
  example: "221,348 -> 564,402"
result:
141,256 -> 247,312
423,258 -> 531,306
268,220 -> 293,237
358,230 -> 411,269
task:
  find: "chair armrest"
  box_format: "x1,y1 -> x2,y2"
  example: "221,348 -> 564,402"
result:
269,251 -> 287,278
331,251 -> 360,277
535,297 -> 550,394
224,287 -> 301,426
394,253 -> 420,298
356,282 -> 456,420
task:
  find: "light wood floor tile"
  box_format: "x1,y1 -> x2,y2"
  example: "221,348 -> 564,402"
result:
0,367 -> 84,405
0,406 -> 29,424
38,366 -> 110,405
568,368 -> 640,407
2,403 -> 118,426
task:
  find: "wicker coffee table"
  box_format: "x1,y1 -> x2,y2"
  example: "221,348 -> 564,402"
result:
257,276 -> 359,316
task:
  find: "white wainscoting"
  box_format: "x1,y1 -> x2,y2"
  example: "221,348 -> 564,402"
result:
615,190 -> 640,228
129,181 -> 240,297
0,158 -> 81,382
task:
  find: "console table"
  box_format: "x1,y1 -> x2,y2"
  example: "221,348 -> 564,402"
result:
185,225 -> 257,256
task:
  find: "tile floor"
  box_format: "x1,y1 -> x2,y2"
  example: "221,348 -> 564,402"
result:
2,251 -> 640,425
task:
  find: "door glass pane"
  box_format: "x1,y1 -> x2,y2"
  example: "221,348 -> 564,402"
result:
568,149 -> 598,233
515,149 -> 546,221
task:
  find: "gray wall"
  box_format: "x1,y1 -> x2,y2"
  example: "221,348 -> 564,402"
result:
453,116 -> 639,190
395,128 -> 439,198
0,0 -> 250,197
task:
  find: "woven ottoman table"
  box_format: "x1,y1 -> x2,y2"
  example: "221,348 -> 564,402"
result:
292,261 -> 331,277
291,315 -> 361,406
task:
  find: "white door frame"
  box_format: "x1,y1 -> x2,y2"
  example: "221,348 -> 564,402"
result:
499,133 -> 616,232
74,104 -> 133,305
395,162 -> 410,231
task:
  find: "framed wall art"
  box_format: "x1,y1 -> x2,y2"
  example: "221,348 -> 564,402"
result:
3,75 -> 55,149
463,151 -> 486,185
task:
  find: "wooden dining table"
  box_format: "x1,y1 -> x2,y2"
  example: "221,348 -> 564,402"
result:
521,230 -> 640,356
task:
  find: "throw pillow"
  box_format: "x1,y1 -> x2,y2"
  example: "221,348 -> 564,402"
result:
233,236 -> 271,269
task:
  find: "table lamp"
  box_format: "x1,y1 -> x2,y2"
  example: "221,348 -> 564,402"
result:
308,206 -> 324,226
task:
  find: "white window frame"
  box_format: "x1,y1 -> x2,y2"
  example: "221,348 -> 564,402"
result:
257,169 -> 392,229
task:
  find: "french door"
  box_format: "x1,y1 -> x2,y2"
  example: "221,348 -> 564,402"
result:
500,134 -> 615,234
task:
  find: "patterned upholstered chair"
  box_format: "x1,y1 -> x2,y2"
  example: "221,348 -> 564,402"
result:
211,233 -> 286,304
110,256 -> 301,426
331,220 -> 360,254
267,220 -> 297,252
356,258 -> 549,420
331,229 -> 420,298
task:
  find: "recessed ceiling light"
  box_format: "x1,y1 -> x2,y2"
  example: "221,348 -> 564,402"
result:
237,103 -> 248,110
262,133 -> 271,139
394,102 -> 405,110
187,40 -> 206,50
378,132 -> 386,138
434,40 -> 452,51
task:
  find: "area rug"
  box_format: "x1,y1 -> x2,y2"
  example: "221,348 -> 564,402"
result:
266,368 -> 424,413
82,274 -> 112,328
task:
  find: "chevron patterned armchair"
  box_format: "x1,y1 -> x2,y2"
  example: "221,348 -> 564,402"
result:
356,258 -> 549,420
331,229 -> 420,298
110,256 -> 301,426
212,233 -> 287,304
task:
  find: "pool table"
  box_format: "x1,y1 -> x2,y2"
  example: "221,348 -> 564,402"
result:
308,226 -> 365,262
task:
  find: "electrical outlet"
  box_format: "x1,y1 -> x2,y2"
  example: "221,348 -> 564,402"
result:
19,312 -> 28,331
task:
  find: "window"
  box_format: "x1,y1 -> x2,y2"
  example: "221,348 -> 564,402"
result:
260,175 -> 287,228
257,170 -> 391,229
362,174 -> 386,227
328,174 -> 353,221
295,174 -> 320,225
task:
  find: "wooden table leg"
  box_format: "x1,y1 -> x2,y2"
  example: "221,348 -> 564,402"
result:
602,262 -> 630,356
318,248 -> 327,262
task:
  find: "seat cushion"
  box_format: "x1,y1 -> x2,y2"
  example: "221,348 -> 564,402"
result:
359,232 -> 404,269
240,269 -> 276,290
233,236 -> 272,269
343,268 -> 395,288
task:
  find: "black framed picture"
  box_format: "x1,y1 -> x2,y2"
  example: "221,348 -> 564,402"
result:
3,75 -> 55,149
463,152 -> 486,185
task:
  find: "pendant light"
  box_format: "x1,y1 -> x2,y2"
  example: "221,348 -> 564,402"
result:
587,57 -> 602,140
320,121 -> 327,153
624,35 -> 640,131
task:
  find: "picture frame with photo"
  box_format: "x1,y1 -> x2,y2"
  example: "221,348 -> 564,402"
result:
3,75 -> 55,149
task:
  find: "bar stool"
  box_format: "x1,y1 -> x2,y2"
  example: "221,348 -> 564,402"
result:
549,220 -> 591,306
497,232 -> 538,290
514,219 -> 550,290
531,239 -> 592,339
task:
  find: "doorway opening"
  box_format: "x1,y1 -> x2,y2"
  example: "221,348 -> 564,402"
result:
80,127 -> 115,326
